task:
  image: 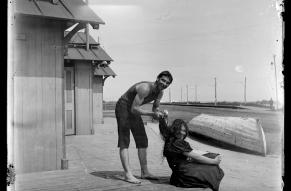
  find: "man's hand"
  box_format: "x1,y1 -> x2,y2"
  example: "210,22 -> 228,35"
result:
213,155 -> 222,165
153,111 -> 164,120
153,110 -> 169,120
162,110 -> 168,117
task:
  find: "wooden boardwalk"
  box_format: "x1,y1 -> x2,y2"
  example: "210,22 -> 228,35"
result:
15,168 -> 186,191
11,117 -> 282,191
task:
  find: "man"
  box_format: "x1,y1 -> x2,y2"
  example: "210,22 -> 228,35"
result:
115,71 -> 173,184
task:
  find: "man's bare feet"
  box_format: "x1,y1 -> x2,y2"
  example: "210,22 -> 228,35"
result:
124,172 -> 141,184
140,172 -> 158,180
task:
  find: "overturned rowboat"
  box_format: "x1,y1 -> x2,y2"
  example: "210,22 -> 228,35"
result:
188,114 -> 267,156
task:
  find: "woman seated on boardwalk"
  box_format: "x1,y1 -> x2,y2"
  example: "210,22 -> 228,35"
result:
158,113 -> 224,191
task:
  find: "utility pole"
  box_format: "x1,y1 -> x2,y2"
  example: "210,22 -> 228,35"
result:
180,87 -> 182,102
186,85 -> 189,104
169,88 -> 171,103
244,76 -> 246,105
214,77 -> 217,106
195,85 -> 197,102
273,55 -> 279,110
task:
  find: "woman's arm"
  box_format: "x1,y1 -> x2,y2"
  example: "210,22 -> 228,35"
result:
158,116 -> 170,140
184,151 -> 222,165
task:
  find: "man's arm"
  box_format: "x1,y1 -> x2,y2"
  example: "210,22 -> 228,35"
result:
152,91 -> 163,112
131,83 -> 159,117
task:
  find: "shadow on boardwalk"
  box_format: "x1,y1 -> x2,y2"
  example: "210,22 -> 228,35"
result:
90,171 -> 170,185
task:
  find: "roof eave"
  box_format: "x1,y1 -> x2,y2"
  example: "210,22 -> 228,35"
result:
14,12 -> 106,26
65,58 -> 113,62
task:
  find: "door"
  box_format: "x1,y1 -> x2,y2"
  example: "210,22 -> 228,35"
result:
64,67 -> 75,135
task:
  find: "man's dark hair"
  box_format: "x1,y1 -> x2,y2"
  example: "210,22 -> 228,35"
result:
157,71 -> 173,83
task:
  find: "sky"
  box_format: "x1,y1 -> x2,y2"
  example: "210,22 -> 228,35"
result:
86,0 -> 283,104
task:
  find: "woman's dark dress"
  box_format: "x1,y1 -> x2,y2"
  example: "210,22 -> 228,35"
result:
163,138 -> 224,191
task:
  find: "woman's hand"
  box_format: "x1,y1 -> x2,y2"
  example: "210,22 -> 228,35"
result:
153,111 -> 164,119
162,110 -> 168,117
213,155 -> 222,165
153,110 -> 169,119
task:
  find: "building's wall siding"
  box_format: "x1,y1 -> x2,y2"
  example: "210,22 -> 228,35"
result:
93,76 -> 104,124
13,17 -> 64,173
75,62 -> 93,135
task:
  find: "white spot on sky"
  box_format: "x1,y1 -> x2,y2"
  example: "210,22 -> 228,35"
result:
235,65 -> 244,73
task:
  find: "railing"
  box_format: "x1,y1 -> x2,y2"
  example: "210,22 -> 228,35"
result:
103,102 -> 116,111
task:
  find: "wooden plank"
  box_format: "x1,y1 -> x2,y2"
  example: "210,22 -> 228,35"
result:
14,25 -> 26,173
50,21 -> 58,170
92,77 -> 98,124
15,18 -> 38,173
51,21 -> 61,170
15,0 -> 41,16
97,76 -> 103,123
13,76 -> 24,174
96,93 -> 103,124
34,17 -> 44,172
89,64 -> 93,133
41,22 -> 49,172
92,76 -> 103,124
191,115 -> 259,138
13,17 -> 65,173
64,67 -> 75,135
55,21 -> 64,169
15,169 -> 139,191
75,62 -> 91,135
190,124 -> 236,144
13,19 -> 27,173
33,18 -> 58,171
24,19 -> 38,172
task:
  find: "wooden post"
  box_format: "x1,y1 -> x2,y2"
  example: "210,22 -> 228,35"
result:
85,24 -> 89,51
244,76 -> 246,105
169,88 -> 171,103
64,23 -> 86,44
89,65 -> 94,134
85,0 -> 89,51
186,85 -> 189,104
180,87 -> 182,102
214,77 -> 217,106
195,85 -> 197,102
61,26 -> 68,170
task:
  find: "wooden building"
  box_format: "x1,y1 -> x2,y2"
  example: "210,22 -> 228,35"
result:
9,0 -> 111,174
64,32 -> 115,136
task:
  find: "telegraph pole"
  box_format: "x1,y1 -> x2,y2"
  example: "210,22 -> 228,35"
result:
273,55 -> 279,110
195,85 -> 197,102
169,88 -> 171,103
186,85 -> 189,104
244,76 -> 246,105
214,77 -> 217,106
180,87 -> 182,102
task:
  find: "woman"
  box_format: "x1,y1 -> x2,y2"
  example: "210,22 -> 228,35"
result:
159,115 -> 224,191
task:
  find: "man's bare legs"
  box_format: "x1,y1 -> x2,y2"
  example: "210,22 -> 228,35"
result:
119,148 -> 141,184
138,148 -> 158,179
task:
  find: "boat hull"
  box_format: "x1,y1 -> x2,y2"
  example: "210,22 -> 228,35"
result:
188,114 -> 267,156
